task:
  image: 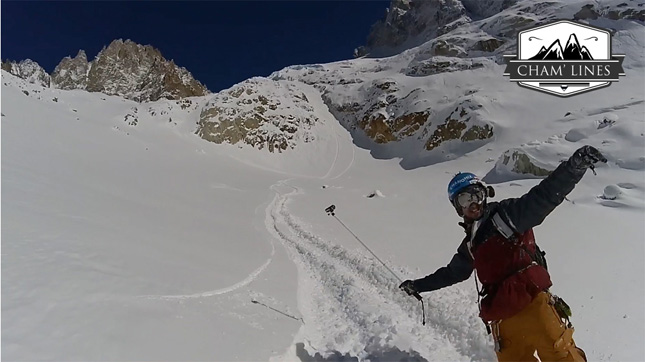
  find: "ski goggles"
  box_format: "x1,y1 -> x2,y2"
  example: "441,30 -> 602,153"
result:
454,185 -> 487,208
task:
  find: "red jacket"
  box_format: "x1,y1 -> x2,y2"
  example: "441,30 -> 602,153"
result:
471,227 -> 551,321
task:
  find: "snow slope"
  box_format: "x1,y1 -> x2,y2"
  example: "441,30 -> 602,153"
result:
2,16 -> 645,362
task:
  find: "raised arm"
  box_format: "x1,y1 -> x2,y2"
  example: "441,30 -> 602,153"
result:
497,145 -> 607,234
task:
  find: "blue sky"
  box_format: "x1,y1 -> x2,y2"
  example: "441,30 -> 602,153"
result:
1,1 -> 389,92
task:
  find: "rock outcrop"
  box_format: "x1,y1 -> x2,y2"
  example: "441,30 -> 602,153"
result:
323,78 -> 431,144
1,59 -> 50,87
84,40 -> 209,102
574,3 -> 645,22
422,98 -> 494,151
490,148 -> 553,179
51,50 -> 90,90
354,0 -> 470,58
197,78 -> 318,152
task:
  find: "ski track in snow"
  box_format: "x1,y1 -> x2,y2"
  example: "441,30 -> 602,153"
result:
329,135 -> 355,181
320,114 -> 341,180
310,83 -> 354,181
141,201 -> 277,300
143,183 -> 348,300
144,250 -> 275,300
319,109 -> 356,181
267,181 -> 494,361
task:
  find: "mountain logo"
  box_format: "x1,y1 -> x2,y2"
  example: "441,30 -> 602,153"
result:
529,34 -> 593,60
503,20 -> 625,97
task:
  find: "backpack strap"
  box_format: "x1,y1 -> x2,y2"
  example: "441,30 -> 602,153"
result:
491,211 -> 517,241
490,210 -> 549,271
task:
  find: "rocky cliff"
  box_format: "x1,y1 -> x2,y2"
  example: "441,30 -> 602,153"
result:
355,0 -> 643,59
3,39 -> 209,102
197,78 -> 319,153
50,50 -> 90,90
85,40 -> 209,102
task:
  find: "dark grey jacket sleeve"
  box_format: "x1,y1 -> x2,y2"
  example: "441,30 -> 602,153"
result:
412,241 -> 473,293
497,156 -> 587,234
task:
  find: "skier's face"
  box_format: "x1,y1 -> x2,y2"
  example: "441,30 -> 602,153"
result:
462,202 -> 483,220
454,185 -> 486,220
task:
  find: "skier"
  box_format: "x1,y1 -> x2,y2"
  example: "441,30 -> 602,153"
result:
399,145 -> 607,361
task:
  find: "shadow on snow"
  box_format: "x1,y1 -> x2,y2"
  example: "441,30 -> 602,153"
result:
296,343 -> 428,362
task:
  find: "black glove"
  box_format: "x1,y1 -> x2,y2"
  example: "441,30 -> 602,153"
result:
399,280 -> 418,296
570,145 -> 607,170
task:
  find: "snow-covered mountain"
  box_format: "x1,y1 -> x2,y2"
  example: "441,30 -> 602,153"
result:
265,1 -> 642,168
355,0 -> 644,58
2,39 -> 209,102
3,0 -> 642,159
195,0 -> 643,162
2,0 -> 644,361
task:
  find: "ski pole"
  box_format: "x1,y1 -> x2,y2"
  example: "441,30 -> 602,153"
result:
325,205 -> 425,325
251,300 -> 304,324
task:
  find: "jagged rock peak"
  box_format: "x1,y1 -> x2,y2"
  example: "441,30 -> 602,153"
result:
1,58 -> 51,87
355,0 -> 470,58
354,0 -> 520,58
51,50 -> 90,90
86,39 -> 209,102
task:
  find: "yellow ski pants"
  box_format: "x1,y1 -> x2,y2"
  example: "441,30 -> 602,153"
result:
492,292 -> 586,362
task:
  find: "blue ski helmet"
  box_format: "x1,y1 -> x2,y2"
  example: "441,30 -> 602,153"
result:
447,172 -> 484,202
